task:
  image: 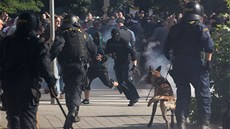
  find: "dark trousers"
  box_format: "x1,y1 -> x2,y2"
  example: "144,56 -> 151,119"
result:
62,63 -> 86,113
173,58 -> 212,121
4,95 -> 37,129
114,62 -> 140,101
85,67 -> 112,90
62,63 -> 87,129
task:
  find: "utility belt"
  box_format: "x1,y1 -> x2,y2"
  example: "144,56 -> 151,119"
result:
64,57 -> 89,65
62,57 -> 89,73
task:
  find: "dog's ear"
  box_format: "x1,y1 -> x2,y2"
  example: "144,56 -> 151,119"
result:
149,66 -> 153,71
156,66 -> 161,72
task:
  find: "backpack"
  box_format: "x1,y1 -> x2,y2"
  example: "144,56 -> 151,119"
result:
57,29 -> 89,65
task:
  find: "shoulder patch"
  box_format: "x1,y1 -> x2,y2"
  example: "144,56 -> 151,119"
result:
203,28 -> 209,32
189,21 -> 196,24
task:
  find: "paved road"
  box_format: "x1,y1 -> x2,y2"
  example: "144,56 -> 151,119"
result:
0,89 -> 222,129
1,89 -> 165,129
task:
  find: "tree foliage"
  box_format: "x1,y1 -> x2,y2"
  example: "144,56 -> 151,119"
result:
50,0 -> 92,18
134,0 -> 184,16
1,0 -> 228,18
0,0 -> 43,14
204,1 -> 230,123
108,0 -> 134,14
200,0 -> 228,15
209,20 -> 230,123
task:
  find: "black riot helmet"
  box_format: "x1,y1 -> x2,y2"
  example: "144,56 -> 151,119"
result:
183,1 -> 204,21
15,12 -> 39,36
61,14 -> 81,29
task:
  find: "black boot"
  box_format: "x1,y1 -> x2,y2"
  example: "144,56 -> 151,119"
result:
177,117 -> 187,129
63,111 -> 75,129
74,111 -> 81,122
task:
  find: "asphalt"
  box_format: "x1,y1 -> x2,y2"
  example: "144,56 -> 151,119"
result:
0,87 -> 223,129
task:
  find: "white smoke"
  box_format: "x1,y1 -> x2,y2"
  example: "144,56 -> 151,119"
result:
143,41 -> 177,95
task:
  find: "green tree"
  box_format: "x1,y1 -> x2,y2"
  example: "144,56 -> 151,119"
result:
0,0 -> 43,14
134,0 -> 184,16
109,0 -> 134,14
52,0 -> 92,18
89,0 -> 104,16
204,0 -> 230,123
200,0 -> 228,15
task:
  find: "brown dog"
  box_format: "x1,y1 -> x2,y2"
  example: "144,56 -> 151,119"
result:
145,66 -> 176,129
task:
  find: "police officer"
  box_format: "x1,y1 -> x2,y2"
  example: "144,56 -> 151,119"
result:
106,28 -> 140,106
164,2 -> 213,129
0,12 -> 56,129
50,14 -> 97,129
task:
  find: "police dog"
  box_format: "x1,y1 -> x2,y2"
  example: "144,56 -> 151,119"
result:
145,66 -> 176,129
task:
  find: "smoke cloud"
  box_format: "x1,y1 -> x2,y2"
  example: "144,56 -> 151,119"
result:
143,41 -> 176,94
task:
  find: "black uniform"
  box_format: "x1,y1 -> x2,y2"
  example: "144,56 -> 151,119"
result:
164,2 -> 213,129
0,12 -> 56,129
50,14 -> 97,129
105,28 -> 140,106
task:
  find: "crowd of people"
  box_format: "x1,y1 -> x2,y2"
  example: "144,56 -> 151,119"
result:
0,1 -> 229,129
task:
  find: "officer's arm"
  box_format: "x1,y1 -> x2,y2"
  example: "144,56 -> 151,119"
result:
200,25 -> 214,61
50,35 -> 65,61
38,42 -> 56,87
163,29 -> 173,60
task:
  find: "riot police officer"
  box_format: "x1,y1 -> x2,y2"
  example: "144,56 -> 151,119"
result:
50,14 -> 97,129
0,12 -> 56,129
164,2 -> 213,129
105,28 -> 140,106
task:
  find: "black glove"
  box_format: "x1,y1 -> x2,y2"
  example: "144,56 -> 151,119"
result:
130,65 -> 138,72
205,60 -> 212,72
49,86 -> 58,98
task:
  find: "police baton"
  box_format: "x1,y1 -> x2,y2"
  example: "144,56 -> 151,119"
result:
54,97 -> 74,129
50,88 -> 74,129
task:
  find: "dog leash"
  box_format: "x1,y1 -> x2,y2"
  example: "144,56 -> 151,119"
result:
146,84 -> 155,101
146,78 -> 164,101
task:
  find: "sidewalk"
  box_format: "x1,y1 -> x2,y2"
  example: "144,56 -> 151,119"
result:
0,89 -> 222,129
